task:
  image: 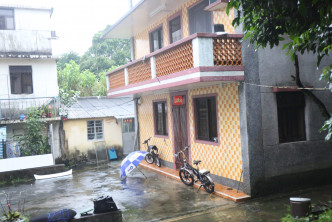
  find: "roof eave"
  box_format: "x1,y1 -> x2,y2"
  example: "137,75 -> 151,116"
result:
101,0 -> 146,39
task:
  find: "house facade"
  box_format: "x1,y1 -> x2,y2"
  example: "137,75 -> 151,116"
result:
102,0 -> 332,196
63,97 -> 136,161
0,2 -> 61,171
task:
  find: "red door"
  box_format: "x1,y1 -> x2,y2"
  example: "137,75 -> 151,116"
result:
172,94 -> 189,170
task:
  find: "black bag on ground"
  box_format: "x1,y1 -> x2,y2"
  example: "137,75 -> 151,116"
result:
93,196 -> 118,214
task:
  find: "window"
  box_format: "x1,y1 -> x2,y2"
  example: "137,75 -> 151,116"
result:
87,120 -> 104,140
10,66 -> 33,94
122,118 -> 135,133
0,8 -> 14,30
277,92 -> 306,143
150,27 -> 163,52
153,101 -> 168,136
169,16 -> 181,43
194,96 -> 217,142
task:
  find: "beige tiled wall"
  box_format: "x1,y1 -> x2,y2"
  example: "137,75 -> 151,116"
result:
138,83 -> 243,182
134,0 -> 235,59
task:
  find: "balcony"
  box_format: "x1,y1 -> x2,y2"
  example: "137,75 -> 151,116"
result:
107,33 -> 244,97
0,97 -> 60,124
0,30 -> 53,58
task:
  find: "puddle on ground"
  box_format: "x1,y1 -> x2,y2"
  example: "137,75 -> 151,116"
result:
0,161 -> 331,222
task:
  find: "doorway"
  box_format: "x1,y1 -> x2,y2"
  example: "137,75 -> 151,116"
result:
188,0 -> 212,35
172,92 -> 190,169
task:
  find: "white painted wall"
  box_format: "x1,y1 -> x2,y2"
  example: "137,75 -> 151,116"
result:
15,8 -> 51,31
0,58 -> 59,99
0,154 -> 54,172
0,6 -> 53,54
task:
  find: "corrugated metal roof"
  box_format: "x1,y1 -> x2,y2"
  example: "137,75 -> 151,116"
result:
67,96 -> 135,120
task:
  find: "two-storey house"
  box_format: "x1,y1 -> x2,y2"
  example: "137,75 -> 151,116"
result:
102,0 -> 332,197
0,2 -> 61,171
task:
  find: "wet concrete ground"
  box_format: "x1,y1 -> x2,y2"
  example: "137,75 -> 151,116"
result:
1,160 -> 331,221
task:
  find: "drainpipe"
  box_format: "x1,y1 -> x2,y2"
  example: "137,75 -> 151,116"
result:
134,97 -> 140,151
130,37 -> 135,61
128,0 -> 135,61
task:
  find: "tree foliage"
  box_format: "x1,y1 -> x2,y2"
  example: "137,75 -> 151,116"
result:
19,108 -> 50,156
227,0 -> 332,66
57,26 -> 130,98
58,61 -> 107,97
227,0 -> 332,141
57,51 -> 81,70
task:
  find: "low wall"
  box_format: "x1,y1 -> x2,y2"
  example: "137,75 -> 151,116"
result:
73,211 -> 122,222
0,164 -> 65,183
0,154 -> 54,172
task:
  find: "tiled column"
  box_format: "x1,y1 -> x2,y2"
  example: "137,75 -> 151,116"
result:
106,75 -> 110,91
150,56 -> 156,79
124,68 -> 129,86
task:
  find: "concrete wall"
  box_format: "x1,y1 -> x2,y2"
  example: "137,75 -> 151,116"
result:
240,37 -> 332,196
0,7 -> 53,54
63,118 -> 123,157
0,58 -> 58,99
0,154 -> 53,172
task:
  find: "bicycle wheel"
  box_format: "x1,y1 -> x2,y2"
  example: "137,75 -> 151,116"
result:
201,174 -> 214,193
145,153 -> 154,164
155,157 -> 161,167
179,169 -> 194,186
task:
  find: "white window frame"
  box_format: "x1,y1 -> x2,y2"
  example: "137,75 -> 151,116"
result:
87,120 -> 104,141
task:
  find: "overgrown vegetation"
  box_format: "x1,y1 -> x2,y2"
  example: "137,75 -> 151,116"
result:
57,25 -> 130,98
55,150 -> 88,169
227,0 -> 332,141
0,191 -> 29,222
282,209 -> 332,222
19,108 -> 50,156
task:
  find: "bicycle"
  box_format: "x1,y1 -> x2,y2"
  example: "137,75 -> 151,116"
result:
143,137 -> 161,167
175,146 -> 215,193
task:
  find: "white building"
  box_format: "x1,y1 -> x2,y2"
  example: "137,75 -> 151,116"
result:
0,2 -> 61,171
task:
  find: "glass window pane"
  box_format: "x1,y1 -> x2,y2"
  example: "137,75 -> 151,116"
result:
6,17 -> 14,29
170,16 -> 181,43
154,102 -> 167,135
88,133 -> 95,140
150,28 -> 163,52
22,73 -> 33,94
0,9 -> 13,16
195,97 -> 217,141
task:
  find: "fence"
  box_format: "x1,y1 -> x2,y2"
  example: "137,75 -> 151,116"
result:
0,97 -> 59,121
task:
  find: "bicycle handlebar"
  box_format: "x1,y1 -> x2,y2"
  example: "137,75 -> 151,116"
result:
142,137 -> 151,144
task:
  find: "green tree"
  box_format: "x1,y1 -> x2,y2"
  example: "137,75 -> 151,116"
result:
227,0 -> 332,140
56,51 -> 81,70
19,108 -> 50,156
80,26 -> 130,74
57,60 -> 106,97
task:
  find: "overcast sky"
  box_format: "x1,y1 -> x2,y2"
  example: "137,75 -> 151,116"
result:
51,0 -> 140,56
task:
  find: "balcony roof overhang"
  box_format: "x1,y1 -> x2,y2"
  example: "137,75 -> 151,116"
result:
101,0 -> 190,39
107,66 -> 244,98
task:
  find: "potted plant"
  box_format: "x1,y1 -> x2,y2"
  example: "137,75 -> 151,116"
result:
1,192 -> 29,222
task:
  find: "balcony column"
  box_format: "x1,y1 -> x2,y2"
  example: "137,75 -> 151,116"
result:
106,75 -> 110,91
124,68 -> 129,86
192,37 -> 214,67
150,56 -> 156,79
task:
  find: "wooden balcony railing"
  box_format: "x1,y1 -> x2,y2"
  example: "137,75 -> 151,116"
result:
128,59 -> 151,85
109,69 -> 125,90
155,41 -> 193,77
107,33 -> 243,91
213,36 -> 242,66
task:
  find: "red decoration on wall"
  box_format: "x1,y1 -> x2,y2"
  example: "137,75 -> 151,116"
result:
173,96 -> 184,105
